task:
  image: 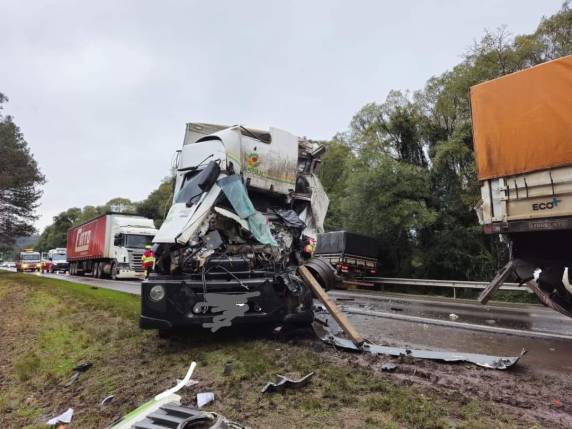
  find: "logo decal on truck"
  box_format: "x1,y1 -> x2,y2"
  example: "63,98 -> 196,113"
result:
75,227 -> 91,252
246,152 -> 261,168
532,197 -> 561,211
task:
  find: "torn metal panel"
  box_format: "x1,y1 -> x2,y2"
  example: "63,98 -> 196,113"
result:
111,402 -> 248,429
261,372 -> 315,393
313,322 -> 526,370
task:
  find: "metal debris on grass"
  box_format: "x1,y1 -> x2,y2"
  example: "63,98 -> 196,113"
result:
382,363 -> 398,372
261,372 -> 315,393
65,362 -> 93,387
100,395 -> 115,407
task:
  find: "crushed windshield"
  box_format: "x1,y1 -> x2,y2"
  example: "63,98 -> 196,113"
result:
125,234 -> 153,249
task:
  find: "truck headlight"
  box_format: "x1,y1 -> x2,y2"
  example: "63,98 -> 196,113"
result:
149,285 -> 165,302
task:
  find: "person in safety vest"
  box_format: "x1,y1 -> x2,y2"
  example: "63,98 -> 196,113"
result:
142,244 -> 155,279
302,237 -> 316,258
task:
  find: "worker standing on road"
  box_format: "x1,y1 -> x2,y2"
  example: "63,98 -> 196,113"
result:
142,244 -> 155,279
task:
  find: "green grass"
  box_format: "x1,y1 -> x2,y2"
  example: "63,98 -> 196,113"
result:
0,272 -> 523,428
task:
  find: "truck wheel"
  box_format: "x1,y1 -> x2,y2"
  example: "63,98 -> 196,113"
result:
96,262 -> 103,278
92,262 -> 99,278
111,262 -> 118,280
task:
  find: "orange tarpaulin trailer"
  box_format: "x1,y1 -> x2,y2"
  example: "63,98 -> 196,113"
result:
470,55 -> 572,181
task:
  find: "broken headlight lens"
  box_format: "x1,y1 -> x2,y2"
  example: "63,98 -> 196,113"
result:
149,285 -> 165,302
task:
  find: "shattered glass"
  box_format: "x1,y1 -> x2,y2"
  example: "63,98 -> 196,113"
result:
218,175 -> 277,246
247,212 -> 278,246
217,175 -> 255,219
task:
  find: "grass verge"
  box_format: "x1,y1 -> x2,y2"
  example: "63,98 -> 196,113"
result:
0,272 -> 522,428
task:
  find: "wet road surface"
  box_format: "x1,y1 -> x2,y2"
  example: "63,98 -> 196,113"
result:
17,271 -> 572,376
330,289 -> 572,339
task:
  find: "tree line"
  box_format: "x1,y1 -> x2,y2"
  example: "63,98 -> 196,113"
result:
319,2 -> 571,280
4,3 -> 571,279
35,180 -> 174,252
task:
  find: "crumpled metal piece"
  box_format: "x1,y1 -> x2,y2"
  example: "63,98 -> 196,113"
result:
313,322 -> 526,370
278,271 -> 305,295
261,372 -> 315,393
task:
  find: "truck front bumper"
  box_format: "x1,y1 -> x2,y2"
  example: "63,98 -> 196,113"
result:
140,275 -> 312,330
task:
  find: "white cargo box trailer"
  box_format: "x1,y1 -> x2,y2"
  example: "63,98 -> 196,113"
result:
478,165 -> 572,233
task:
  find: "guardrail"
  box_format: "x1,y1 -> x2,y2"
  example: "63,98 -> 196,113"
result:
358,277 -> 531,298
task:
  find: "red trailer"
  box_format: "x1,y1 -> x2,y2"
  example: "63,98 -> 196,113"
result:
67,213 -> 157,279
67,215 -> 108,261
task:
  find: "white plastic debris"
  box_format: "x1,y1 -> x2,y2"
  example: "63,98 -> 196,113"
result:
47,408 -> 74,425
155,362 -> 197,401
197,392 -> 215,408
449,313 -> 459,320
100,395 -> 115,407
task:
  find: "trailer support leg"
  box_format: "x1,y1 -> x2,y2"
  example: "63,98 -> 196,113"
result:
479,260 -> 514,304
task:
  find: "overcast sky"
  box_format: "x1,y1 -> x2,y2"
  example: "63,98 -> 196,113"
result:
1,0 -> 563,231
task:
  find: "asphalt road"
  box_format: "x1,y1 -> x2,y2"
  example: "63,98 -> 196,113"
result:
15,270 -> 572,376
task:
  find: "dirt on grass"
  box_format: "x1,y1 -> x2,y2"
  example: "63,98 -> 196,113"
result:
0,272 -> 565,428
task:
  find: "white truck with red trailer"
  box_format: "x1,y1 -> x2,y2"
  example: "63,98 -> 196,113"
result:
67,213 -> 158,279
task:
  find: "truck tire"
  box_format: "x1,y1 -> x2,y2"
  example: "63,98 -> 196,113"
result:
111,262 -> 118,280
92,262 -> 99,278
96,262 -> 103,278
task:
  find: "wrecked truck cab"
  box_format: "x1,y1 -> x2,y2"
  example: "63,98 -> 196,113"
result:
140,123 -> 331,332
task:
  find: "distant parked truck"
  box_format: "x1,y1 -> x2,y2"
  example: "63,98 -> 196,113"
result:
42,248 -> 69,273
67,213 -> 158,279
16,250 -> 41,272
315,231 -> 379,277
